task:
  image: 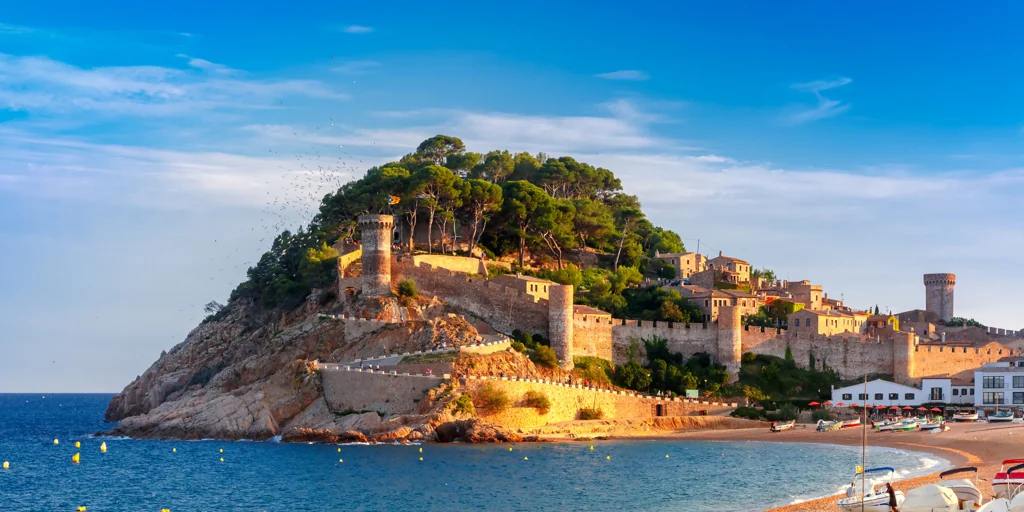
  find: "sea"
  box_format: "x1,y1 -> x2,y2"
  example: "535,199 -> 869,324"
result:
0,394 -> 948,512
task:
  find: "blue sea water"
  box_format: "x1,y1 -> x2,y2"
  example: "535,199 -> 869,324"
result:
0,394 -> 947,512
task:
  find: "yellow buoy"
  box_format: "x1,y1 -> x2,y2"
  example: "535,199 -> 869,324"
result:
419,457 -> 423,461
100,442 -> 107,453
54,438 -> 59,445
337,448 -> 341,452
665,454 -> 669,458
509,447 -> 513,452
339,459 -> 343,463
172,448 -> 176,453
589,445 -> 594,451
605,455 -> 610,460
523,456 -> 528,460
219,458 -> 224,463
219,448 -> 223,453
418,447 -> 422,453
3,461 -> 9,469
75,441 -> 81,448
72,453 -> 80,464
77,507 -> 86,512
161,509 -> 170,512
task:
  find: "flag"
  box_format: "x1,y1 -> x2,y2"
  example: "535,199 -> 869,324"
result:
856,465 -> 863,474
388,195 -> 400,205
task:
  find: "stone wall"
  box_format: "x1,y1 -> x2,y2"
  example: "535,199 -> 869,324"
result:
320,369 -> 441,415
573,314 -> 614,361
317,314 -> 392,339
359,215 -> 393,296
409,254 -> 489,277
924,273 -> 956,323
461,376 -> 734,429
548,285 -> 574,369
754,333 -> 896,381
910,342 -> 1017,381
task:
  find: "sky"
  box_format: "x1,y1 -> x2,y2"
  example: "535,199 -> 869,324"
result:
2,2 -> 1024,392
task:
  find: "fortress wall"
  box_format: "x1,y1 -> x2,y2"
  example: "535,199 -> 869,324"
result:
335,247 -> 362,276
911,342 -> 1019,381
572,315 -> 614,361
462,377 -> 733,429
409,254 -> 488,276
320,370 -> 441,416
750,334 -> 896,380
611,321 -> 719,364
740,325 -> 788,353
392,258 -> 549,335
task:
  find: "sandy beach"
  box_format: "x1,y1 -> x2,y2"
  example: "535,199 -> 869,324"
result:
644,421 -> 1024,511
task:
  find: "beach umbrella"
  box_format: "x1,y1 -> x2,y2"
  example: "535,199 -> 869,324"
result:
889,405 -> 900,410
809,401 -> 820,406
930,407 -> 942,412
903,406 -> 914,410
917,407 -> 927,411
823,401 -> 833,406
836,402 -> 845,407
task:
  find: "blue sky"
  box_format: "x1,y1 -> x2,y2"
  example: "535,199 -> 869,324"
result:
2,2 -> 1024,392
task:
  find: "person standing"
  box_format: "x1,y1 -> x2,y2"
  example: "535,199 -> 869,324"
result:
886,483 -> 899,511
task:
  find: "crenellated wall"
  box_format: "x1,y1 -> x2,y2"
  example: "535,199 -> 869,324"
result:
572,314 -> 614,361
911,341 -> 1017,381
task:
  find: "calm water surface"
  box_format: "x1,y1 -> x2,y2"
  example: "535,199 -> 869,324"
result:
0,394 -> 947,511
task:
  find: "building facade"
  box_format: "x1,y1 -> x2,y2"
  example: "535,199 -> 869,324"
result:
973,361 -> 1024,409
706,252 -> 751,284
654,251 -> 707,280
831,379 -> 924,407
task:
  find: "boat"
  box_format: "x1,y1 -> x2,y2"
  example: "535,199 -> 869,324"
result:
938,467 -> 984,508
919,419 -> 945,431
891,421 -> 920,432
899,484 -> 959,511
953,409 -> 979,422
976,498 -> 1012,512
992,459 -> 1024,500
836,467 -> 905,512
841,418 -> 862,429
874,419 -> 899,432
816,419 -> 842,432
770,420 -> 795,432
989,410 -> 1015,423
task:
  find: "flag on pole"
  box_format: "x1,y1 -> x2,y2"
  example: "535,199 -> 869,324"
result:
388,195 -> 400,205
856,465 -> 864,474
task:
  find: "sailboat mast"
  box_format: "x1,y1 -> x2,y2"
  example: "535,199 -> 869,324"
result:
861,373 -> 867,512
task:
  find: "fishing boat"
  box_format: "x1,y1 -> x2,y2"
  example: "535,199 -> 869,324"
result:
836,467 -> 905,512
899,484 -> 959,511
891,421 -> 919,432
841,418 -> 862,429
992,460 -> 1024,500
938,467 -> 984,508
953,409 -> 979,422
873,419 -> 899,432
919,419 -> 945,431
988,410 -> 1015,423
976,498 -> 1012,512
770,420 -> 795,432
816,419 -> 842,432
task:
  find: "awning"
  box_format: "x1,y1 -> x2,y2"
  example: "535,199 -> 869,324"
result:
917,407 -> 928,411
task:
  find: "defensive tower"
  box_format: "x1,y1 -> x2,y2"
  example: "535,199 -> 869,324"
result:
548,284 -> 574,370
923,273 -> 956,323
359,214 -> 394,296
717,306 -> 742,382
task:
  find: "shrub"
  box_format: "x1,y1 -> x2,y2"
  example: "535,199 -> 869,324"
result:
766,403 -> 799,422
578,407 -> 604,420
522,390 -> 551,414
511,329 -> 534,349
812,409 -> 834,422
473,383 -> 510,413
530,345 -> 559,368
397,278 -> 418,298
573,356 -> 613,386
317,289 -> 337,306
453,394 -> 475,416
730,406 -> 765,420
511,341 -> 527,353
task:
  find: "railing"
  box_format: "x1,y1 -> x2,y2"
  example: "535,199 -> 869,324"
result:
460,374 -> 738,407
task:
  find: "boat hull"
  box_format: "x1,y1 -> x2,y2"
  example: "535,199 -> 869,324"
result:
837,492 -> 904,512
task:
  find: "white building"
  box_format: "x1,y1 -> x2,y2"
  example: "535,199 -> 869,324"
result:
973,360 -> 1024,409
920,378 -> 974,405
831,379 -> 925,407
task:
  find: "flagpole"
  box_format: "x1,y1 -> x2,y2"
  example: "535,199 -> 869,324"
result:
862,372 -> 867,512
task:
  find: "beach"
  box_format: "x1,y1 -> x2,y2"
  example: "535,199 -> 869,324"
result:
654,421 -> 1024,511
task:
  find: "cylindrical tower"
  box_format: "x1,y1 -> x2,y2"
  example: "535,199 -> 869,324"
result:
892,331 -> 917,385
717,306 -> 742,382
548,284 -> 575,370
923,273 -> 956,322
359,214 -> 393,296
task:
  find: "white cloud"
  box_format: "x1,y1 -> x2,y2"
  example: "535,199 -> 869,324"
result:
176,53 -> 239,75
595,70 -> 650,81
342,25 -> 373,34
786,76 -> 852,124
331,60 -> 381,75
0,53 -> 347,117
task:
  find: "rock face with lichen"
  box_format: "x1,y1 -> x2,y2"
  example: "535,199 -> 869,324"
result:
104,293 -> 495,442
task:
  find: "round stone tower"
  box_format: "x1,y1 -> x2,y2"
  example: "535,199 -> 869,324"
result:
548,284 -> 575,371
717,306 -> 742,382
359,214 -> 393,296
923,273 -> 956,322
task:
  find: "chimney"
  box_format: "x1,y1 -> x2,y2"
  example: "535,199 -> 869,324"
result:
719,250 -> 723,257
941,332 -> 946,343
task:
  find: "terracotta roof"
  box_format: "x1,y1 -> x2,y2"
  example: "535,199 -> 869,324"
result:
950,378 -> 973,386
573,305 -> 610,316
656,251 -> 700,259
793,309 -> 856,318
711,255 -> 749,265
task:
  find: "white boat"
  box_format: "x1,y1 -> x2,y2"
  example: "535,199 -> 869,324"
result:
837,467 -> 905,512
953,409 -> 979,422
938,467 -> 984,508
816,419 -> 842,432
841,418 -> 862,429
976,498 -> 1012,512
770,420 -> 795,432
993,459 -> 1024,500
919,419 -> 945,431
989,410 -> 1015,423
899,484 -> 959,512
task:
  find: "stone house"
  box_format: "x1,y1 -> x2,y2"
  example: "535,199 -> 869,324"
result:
490,274 -> 555,301
789,309 -> 869,336
679,288 -> 760,322
653,251 -> 707,280
786,280 -> 823,311
706,252 -> 751,284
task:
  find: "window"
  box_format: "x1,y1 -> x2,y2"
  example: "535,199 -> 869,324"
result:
952,388 -> 959,396
888,393 -> 898,400
842,393 -> 852,400
1014,392 -> 1024,405
984,376 -> 1005,389
904,393 -> 915,400
1014,376 -> 1024,388
806,318 -> 811,326
983,392 -> 1005,405
971,388 -> 975,395
929,388 -> 943,401
874,393 -> 883,400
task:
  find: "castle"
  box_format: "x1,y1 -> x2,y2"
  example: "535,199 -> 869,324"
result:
346,215 -> 1020,385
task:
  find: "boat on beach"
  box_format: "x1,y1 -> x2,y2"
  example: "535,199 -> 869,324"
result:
953,409 -> 979,422
770,420 -> 796,432
988,410 -> 1015,423
836,467 -> 905,512
890,421 -> 920,432
841,418 -> 861,429
992,459 -> 1024,500
919,419 -> 946,431
938,467 -> 984,508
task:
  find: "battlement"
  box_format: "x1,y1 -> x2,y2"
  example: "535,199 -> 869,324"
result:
924,273 -> 957,286
985,326 -> 1024,338
399,259 -> 550,306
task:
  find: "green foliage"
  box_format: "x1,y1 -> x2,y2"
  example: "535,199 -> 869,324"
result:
534,264 -> 584,288
743,385 -> 770,404
812,409 -> 834,422
577,407 -> 604,420
738,353 -> 839,401
750,267 -> 777,282
945,317 -> 986,328
473,383 -> 510,413
746,301 -> 802,328
784,345 -> 794,363
453,394 -> 475,416
522,390 -> 551,414
615,359 -> 651,390
530,345 -> 559,368
731,406 -> 765,420
397,278 -> 418,298
486,263 -> 511,277
511,329 -> 534,349
573,356 -> 613,386
510,341 -> 527,353
651,258 -> 678,279
767,403 -> 799,422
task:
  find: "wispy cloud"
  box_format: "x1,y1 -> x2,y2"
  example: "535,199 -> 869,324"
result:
342,25 -> 373,34
176,54 -> 239,75
785,77 -> 852,124
332,60 -> 381,75
595,70 -> 650,81
0,53 -> 347,117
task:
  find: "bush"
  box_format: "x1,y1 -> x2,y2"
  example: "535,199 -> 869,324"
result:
397,278 -> 418,298
578,407 -> 604,420
453,394 -> 475,416
811,409 -> 834,422
530,345 -> 559,368
730,406 -> 765,420
473,383 -> 510,413
522,390 -> 551,414
766,403 -> 798,422
511,341 -> 527,353
573,356 -> 613,386
511,329 -> 534,349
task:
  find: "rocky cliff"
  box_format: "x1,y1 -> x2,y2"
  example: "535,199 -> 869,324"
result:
105,293 -> 490,442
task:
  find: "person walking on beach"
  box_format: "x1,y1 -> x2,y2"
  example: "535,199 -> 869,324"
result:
886,483 -> 899,511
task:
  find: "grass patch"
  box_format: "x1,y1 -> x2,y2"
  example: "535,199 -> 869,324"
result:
530,345 -> 559,368
400,353 -> 457,364
453,394 -> 475,415
577,407 -> 604,420
337,408 -> 383,417
522,390 -> 551,414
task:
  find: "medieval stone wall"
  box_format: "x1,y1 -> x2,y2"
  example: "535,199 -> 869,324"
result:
320,369 -> 441,415
910,342 -> 1018,381
572,314 -> 614,361
359,215 -> 393,296
548,285 -> 574,369
408,254 -> 490,276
